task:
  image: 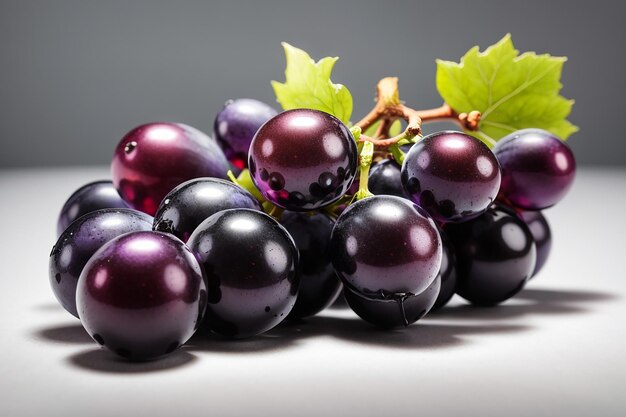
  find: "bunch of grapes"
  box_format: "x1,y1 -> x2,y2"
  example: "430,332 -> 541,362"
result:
48,37 -> 576,361
48,98 -> 575,361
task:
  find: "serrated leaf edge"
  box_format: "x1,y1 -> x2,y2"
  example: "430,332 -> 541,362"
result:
271,42 -> 352,123
436,34 -> 578,141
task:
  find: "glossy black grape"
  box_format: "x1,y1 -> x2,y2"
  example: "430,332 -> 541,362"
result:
330,195 -> 442,298
249,109 -> 358,211
214,98 -> 277,170
188,209 -> 299,338
431,229 -> 457,311
494,129 -> 576,210
368,159 -> 410,199
57,181 -> 128,236
77,231 -> 207,361
49,208 -> 153,317
401,131 -> 501,223
519,210 -> 552,278
280,211 -> 342,319
445,204 -> 536,306
344,276 -> 441,329
153,178 -> 262,242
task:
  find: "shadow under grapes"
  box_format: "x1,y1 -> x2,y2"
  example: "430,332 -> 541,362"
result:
32,302 -> 64,312
35,323 -> 93,344
516,288 -> 615,303
261,286 -> 614,349
67,348 -> 198,374
185,327 -> 299,354
269,315 -> 529,350
38,286 -> 615,370
431,287 -> 615,321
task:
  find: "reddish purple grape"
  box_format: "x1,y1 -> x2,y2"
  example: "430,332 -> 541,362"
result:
188,209 -> 298,338
493,129 -> 576,210
519,210 -> 552,278
49,208 -> 153,318
401,131 -> 501,223
431,229 -> 457,311
153,178 -> 262,242
280,211 -> 342,319
56,181 -> 128,236
368,159 -> 410,199
330,195 -> 442,298
445,204 -> 536,306
111,122 -> 230,216
249,109 -> 358,211
344,276 -> 441,329
214,98 -> 277,170
76,231 -> 207,361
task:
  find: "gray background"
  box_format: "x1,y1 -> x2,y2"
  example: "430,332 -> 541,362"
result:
1,0 -> 624,168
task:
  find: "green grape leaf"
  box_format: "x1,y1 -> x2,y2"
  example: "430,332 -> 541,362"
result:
363,120 -> 403,137
272,42 -> 353,124
436,34 -> 578,146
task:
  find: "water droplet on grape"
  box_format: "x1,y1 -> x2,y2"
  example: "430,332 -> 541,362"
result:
124,141 -> 138,154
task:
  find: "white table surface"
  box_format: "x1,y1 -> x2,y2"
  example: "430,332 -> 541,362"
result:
1,166 -> 624,417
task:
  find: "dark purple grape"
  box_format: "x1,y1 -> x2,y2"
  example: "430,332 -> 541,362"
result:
401,131 -> 501,223
445,204 -> 536,306
519,210 -> 552,278
368,159 -> 410,199
49,209 -> 154,318
111,122 -> 230,216
330,195 -> 442,298
57,181 -> 128,236
188,209 -> 298,338
214,98 -> 277,170
76,231 -> 207,361
328,178 -> 360,218
344,275 -> 441,329
153,178 -> 262,242
280,211 -> 342,319
249,109 -> 358,211
431,229 -> 457,311
493,129 -> 576,210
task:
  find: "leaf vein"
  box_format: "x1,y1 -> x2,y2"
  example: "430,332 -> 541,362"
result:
482,61 -> 560,120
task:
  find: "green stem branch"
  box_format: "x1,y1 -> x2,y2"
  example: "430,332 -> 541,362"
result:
388,144 -> 406,165
355,141 -> 375,201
